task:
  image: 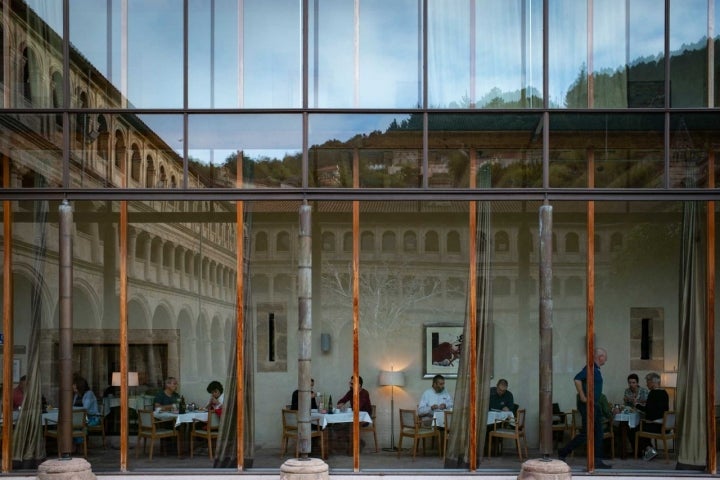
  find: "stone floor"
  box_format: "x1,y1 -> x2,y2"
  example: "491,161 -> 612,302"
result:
26,434 -> 689,475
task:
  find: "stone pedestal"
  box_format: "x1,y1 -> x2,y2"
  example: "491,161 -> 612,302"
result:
517,458 -> 572,480
280,457 -> 329,480
38,457 -> 96,480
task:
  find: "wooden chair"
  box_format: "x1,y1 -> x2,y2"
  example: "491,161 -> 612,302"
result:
442,410 -> 453,460
551,405 -> 571,449
360,404 -> 379,452
86,407 -> 106,449
44,409 -> 89,457
190,409 -> 221,459
634,410 -> 676,461
397,408 -> 441,460
136,409 -> 178,460
601,415 -> 615,459
280,408 -> 325,458
487,408 -> 527,460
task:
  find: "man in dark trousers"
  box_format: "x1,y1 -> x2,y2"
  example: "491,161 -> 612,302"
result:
558,347 -> 611,469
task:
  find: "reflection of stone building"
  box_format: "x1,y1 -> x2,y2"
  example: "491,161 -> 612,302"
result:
1,2 -> 236,404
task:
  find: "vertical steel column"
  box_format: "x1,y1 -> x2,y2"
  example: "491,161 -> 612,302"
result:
297,203 -> 313,457
2,156 -> 13,472
538,204 -> 553,458
58,201 -> 73,457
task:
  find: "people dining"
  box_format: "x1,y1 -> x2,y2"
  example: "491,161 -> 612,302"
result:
418,374 -> 453,423
291,377 -> 318,410
336,375 -> 372,415
205,380 -> 225,412
632,372 -> 669,460
623,373 -> 649,407
154,377 -> 181,411
489,378 -> 515,412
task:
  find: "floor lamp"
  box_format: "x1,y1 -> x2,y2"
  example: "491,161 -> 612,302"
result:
379,369 -> 405,452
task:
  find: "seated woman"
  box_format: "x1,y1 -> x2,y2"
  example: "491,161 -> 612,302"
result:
205,380 -> 224,413
72,375 -> 101,452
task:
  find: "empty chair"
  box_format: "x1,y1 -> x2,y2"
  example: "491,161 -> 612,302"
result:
190,409 -> 221,459
397,408 -> 441,460
487,408 -> 528,460
136,409 -> 178,460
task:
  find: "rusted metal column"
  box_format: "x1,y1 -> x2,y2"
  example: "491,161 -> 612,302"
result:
58,200 -> 74,457
297,203 -> 313,457
538,204 -> 553,457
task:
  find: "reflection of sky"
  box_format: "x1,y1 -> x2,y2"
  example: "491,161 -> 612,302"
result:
308,114 -> 414,146
31,1 -> 717,113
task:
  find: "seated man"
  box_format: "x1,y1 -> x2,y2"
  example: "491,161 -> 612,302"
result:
417,374 -> 453,426
290,378 -> 318,410
489,379 -> 515,412
336,376 -> 372,415
631,372 -> 669,460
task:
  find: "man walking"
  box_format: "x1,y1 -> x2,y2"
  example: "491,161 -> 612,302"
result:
558,347 -> 611,469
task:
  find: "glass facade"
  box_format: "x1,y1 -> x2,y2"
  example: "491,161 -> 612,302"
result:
1,0 -> 720,476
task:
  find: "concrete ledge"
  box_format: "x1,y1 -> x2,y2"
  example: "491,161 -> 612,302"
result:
37,457 -> 96,480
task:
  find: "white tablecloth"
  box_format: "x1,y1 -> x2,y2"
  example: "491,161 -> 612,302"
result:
310,411 -> 372,429
614,411 -> 640,428
432,409 -> 513,428
154,410 -> 208,427
0,411 -> 20,425
41,407 -> 88,425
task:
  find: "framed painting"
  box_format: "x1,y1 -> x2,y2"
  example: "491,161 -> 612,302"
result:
423,324 -> 463,378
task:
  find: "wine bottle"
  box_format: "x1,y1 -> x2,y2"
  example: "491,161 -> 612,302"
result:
328,395 -> 333,414
179,395 -> 186,414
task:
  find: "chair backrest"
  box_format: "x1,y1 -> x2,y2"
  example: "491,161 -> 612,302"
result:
370,404 -> 377,421
444,410 -> 453,432
664,411 -> 676,431
282,409 -> 298,431
399,409 -> 418,430
209,410 -> 221,429
137,409 -> 154,430
72,409 -> 88,429
515,409 -> 526,431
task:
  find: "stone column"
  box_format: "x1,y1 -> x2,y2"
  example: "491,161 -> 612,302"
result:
518,458 -> 571,480
280,458 -> 328,480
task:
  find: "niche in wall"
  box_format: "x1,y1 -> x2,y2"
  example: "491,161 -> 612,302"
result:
630,307 -> 664,371
256,303 -> 287,372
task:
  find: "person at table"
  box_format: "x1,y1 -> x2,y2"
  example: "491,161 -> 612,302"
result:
336,375 -> 372,416
631,372 -> 669,461
291,377 -> 317,411
154,376 -> 180,411
418,374 -> 453,422
557,347 -> 611,469
623,373 -> 649,408
489,378 -> 515,413
13,375 -> 26,410
72,376 -> 101,426
205,380 -> 225,412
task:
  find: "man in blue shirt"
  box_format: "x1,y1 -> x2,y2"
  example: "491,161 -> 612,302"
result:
558,347 -> 611,469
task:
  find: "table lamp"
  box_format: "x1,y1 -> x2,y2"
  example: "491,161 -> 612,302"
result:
112,371 -> 139,395
379,368 -> 405,451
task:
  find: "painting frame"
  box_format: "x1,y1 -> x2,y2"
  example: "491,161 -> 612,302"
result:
423,324 -> 463,379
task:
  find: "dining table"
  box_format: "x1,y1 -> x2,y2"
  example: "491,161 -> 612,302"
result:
613,410 -> 641,459
153,410 -> 210,457
432,409 -> 513,428
309,409 -> 373,458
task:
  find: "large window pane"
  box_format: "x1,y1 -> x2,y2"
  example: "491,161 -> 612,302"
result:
549,113 -> 664,188
188,114 -> 302,188
1,114 -> 63,188
309,0 -> 422,108
428,0 -> 543,109
70,0 -> 183,108
670,0 -> 711,107
309,114 -> 422,188
670,113 -> 720,188
127,200 -> 237,469
428,113 -> 542,188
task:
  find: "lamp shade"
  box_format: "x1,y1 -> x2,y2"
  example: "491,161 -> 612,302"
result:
112,371 -> 139,387
379,370 -> 405,387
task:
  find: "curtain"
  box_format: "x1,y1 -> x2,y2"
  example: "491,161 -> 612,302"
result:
214,212 -> 255,468
12,199 -> 48,467
675,200 -> 706,469
445,195 -> 493,467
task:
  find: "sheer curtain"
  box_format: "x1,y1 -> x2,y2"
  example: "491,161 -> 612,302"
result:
445,196 -> 493,467
675,201 -> 706,469
12,200 -> 49,467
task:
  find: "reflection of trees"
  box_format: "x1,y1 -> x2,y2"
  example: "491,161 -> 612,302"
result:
322,262 -> 443,338
611,219 -> 681,278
